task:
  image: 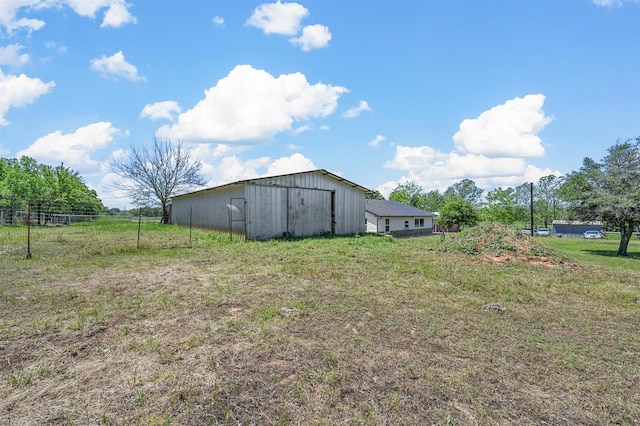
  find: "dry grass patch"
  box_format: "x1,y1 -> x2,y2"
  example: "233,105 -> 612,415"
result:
1,230 -> 639,425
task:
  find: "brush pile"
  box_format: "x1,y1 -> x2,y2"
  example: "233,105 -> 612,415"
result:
438,224 -> 565,265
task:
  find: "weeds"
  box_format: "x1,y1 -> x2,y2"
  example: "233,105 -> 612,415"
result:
0,229 -> 639,425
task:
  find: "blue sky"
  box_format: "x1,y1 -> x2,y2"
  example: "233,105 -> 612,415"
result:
0,0 -> 638,208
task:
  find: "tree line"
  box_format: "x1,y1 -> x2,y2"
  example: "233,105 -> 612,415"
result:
374,175 -> 565,231
0,157 -> 103,223
372,137 -> 640,256
2,137 -> 637,255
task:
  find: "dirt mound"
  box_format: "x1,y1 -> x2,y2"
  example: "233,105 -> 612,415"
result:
438,224 -> 564,265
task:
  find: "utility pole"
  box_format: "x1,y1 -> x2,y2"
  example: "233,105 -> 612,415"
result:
530,182 -> 534,236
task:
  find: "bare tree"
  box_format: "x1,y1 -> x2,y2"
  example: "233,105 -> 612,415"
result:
111,138 -> 205,224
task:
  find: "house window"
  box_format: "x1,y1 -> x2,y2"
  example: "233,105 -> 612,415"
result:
415,218 -> 424,228
404,220 -> 409,229
385,218 -> 390,232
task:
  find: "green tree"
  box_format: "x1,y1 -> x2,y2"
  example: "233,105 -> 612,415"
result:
514,182 -> 538,225
444,179 -> 483,206
48,164 -> 103,214
424,190 -> 445,212
560,137 -> 640,256
0,157 -> 46,217
534,175 -> 563,228
437,197 -> 479,230
110,138 -> 205,224
366,190 -> 385,200
482,187 -> 520,225
0,157 -> 103,220
389,181 -> 428,210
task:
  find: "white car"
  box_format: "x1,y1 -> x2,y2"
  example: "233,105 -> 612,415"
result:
537,228 -> 550,236
583,230 -> 603,239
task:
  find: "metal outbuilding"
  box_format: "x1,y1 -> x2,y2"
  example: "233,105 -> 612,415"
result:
170,169 -> 372,240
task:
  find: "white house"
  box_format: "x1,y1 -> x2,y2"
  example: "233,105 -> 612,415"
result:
365,200 -> 435,237
171,170 -> 372,240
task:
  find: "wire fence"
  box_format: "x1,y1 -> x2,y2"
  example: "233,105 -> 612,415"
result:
0,204 -> 194,259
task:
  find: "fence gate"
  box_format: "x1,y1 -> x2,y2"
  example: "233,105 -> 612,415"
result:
228,198 -> 246,240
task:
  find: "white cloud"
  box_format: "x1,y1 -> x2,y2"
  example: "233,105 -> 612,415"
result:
192,151 -> 316,189
197,143 -> 243,159
383,95 -> 560,193
140,101 -> 182,121
343,100 -> 371,118
203,155 -> 270,187
0,1 -> 136,34
384,145 -> 559,193
376,178 -> 409,199
156,64 -> 348,142
90,51 -> 145,81
213,16 -> 224,26
17,122 -> 118,172
453,94 -> 552,158
266,153 -> 316,176
94,170 -> 137,208
65,0 -> 112,18
0,1 -> 46,34
101,0 -> 137,28
368,135 -> 386,148
593,0 -> 640,6
44,41 -> 67,54
65,0 -> 136,27
293,124 -> 312,134
0,68 -> 55,125
98,149 -> 318,205
246,2 -> 309,35
384,145 -> 559,190
290,24 -> 331,51
0,44 -> 29,67
592,0 -> 621,5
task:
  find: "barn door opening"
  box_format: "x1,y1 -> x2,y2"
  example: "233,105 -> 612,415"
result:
227,197 -> 246,241
331,190 -> 336,235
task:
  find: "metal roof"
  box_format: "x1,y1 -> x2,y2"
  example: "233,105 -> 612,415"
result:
171,169 -> 374,200
365,199 -> 435,217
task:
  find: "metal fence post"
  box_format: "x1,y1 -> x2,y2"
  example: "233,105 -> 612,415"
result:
137,207 -> 142,249
26,202 -> 32,259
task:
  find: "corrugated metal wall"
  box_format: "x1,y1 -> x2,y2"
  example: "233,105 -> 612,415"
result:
171,184 -> 245,234
171,171 -> 366,240
244,185 -> 333,239
244,171 -> 365,239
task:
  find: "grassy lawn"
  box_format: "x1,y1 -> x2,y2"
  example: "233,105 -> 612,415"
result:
544,233 -> 640,272
0,224 -> 639,425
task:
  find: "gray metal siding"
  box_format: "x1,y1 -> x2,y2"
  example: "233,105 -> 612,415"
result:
172,170 -> 366,240
287,187 -> 332,237
244,185 -> 287,240
244,184 -> 334,240
334,184 -> 365,235
246,171 -> 365,237
171,185 -> 245,234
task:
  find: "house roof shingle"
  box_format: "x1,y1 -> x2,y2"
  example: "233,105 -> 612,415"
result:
365,200 -> 435,217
